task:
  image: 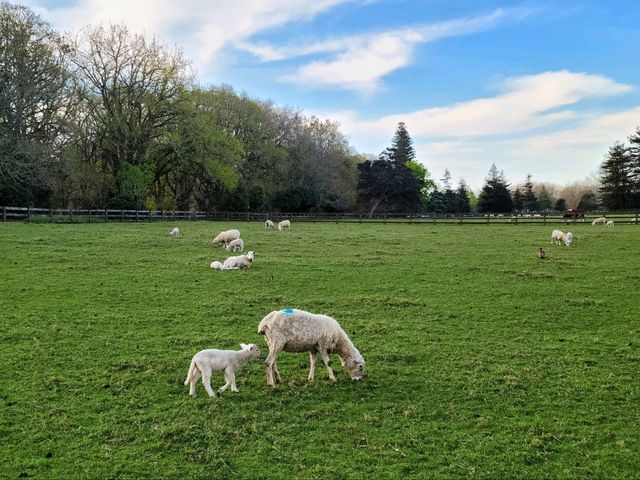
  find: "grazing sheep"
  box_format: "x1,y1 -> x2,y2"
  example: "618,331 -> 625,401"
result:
278,220 -> 291,231
607,220 -> 614,228
210,260 -> 224,270
222,251 -> 255,270
212,229 -> 240,246
184,344 -> 261,397
258,308 -> 365,388
551,229 -> 573,246
592,217 -> 607,226
265,220 -> 275,229
169,227 -> 180,237
225,238 -> 244,252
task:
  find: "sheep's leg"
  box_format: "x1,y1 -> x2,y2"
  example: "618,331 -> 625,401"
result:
308,352 -> 317,381
189,368 -> 202,396
319,349 -> 337,382
265,349 -> 280,387
200,367 -> 217,397
273,363 -> 282,384
227,368 -> 239,393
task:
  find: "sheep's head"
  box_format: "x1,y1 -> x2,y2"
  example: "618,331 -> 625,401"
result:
246,251 -> 255,262
240,343 -> 261,357
342,353 -> 365,380
564,232 -> 573,246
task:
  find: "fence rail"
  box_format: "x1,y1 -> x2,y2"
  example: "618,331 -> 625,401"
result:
1,206 -> 639,225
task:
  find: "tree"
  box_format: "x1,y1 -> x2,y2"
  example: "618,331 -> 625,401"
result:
477,164 -> 513,213
554,198 -> 567,211
0,3 -> 76,205
628,127 -> 640,207
382,122 -> 415,165
405,160 -> 435,207
577,191 -> 599,211
456,180 -> 471,213
522,174 -> 538,211
599,142 -> 633,210
537,186 -> 553,211
512,187 -> 523,211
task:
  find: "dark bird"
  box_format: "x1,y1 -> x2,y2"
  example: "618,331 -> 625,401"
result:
538,247 -> 546,259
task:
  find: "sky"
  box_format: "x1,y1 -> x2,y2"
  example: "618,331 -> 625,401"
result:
16,0 -> 640,191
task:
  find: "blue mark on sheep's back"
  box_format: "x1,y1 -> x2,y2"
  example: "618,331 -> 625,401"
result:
281,308 -> 295,315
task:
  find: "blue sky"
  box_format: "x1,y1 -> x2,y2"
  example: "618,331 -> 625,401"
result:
18,0 -> 640,190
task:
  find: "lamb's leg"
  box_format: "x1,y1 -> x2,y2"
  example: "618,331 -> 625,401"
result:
189,368 -> 202,396
200,367 -> 216,397
218,369 -> 231,394
227,368 -> 239,393
319,349 -> 337,382
308,352 -> 317,381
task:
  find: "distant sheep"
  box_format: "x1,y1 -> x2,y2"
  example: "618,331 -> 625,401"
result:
184,344 -> 261,397
551,229 -> 572,246
258,308 -> 365,387
223,251 -> 255,270
265,220 -> 275,229
169,227 -> 180,237
278,220 -> 291,231
592,217 -> 607,226
210,261 -> 224,270
225,238 -> 244,252
212,229 -> 240,246
606,220 -> 614,228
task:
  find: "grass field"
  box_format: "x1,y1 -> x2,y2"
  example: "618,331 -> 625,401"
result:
1,221 -> 639,479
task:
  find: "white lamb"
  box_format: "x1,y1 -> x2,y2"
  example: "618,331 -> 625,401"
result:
551,229 -> 572,246
278,220 -> 291,231
222,251 -> 255,269
592,217 -> 607,226
265,220 -> 275,229
184,343 -> 261,397
210,260 -> 224,270
212,229 -> 240,246
225,238 -> 244,252
606,220 -> 614,228
258,308 -> 365,388
169,227 -> 180,237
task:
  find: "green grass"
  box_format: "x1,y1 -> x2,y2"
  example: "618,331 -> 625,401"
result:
1,221 -> 639,479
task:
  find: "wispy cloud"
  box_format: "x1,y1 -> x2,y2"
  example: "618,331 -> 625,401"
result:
238,7 -> 536,93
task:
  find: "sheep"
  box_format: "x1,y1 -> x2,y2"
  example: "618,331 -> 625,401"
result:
278,220 -> 291,231
169,227 -> 180,237
551,229 -> 572,246
210,260 -> 224,270
222,251 -> 254,270
184,343 -> 261,397
225,238 -> 244,252
258,308 -> 365,388
607,220 -> 614,228
212,229 -> 240,246
592,217 -> 607,226
265,220 -> 275,229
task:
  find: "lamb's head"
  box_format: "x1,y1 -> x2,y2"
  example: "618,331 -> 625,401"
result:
564,232 -> 573,246
341,352 -> 365,380
240,343 -> 261,358
246,251 -> 255,262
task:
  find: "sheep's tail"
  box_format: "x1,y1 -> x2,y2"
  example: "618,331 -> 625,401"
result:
184,358 -> 196,385
258,310 -> 279,335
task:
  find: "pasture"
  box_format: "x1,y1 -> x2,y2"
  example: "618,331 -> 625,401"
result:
1,221 -> 639,479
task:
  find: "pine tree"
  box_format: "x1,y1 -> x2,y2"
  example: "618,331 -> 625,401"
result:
522,174 -> 538,211
554,198 -> 567,212
512,187 -> 523,211
456,180 -> 471,213
383,122 -> 415,165
599,142 -> 633,209
477,164 -> 513,213
578,191 -> 599,211
628,127 -> 640,207
537,186 -> 553,211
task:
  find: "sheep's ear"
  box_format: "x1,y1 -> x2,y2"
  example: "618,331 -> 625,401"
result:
240,343 -> 248,350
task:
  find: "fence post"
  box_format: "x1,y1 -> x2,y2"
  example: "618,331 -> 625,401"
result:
121,209 -> 124,221
636,211 -> 639,224
104,209 -> 108,222
135,209 -> 139,222
89,209 -> 92,223
69,208 -> 73,223
2,206 -> 5,221
49,208 -> 53,223
459,213 -> 463,225
543,213 -> 546,225
27,207 -> 31,222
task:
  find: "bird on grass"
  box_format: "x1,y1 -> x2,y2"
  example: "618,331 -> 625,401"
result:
538,247 -> 546,259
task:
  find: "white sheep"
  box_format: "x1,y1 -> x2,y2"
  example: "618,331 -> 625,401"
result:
551,229 -> 572,246
265,220 -> 275,229
592,217 -> 607,226
258,308 -> 365,388
278,220 -> 291,231
212,229 -> 240,246
606,220 -> 614,228
210,260 -> 224,270
184,344 -> 261,397
169,227 -> 180,237
225,238 -> 244,252
222,251 -> 255,270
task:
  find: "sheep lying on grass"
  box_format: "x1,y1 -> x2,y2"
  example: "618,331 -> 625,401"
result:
278,220 -> 291,231
258,308 -> 365,388
607,220 -> 614,228
222,251 -> 255,270
210,261 -> 224,270
265,220 -> 275,229
592,217 -> 607,226
225,238 -> 244,252
169,227 -> 180,237
184,344 -> 261,397
212,229 -> 240,246
551,229 -> 573,246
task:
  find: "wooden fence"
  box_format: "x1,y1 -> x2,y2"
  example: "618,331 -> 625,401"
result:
1,206 -> 639,225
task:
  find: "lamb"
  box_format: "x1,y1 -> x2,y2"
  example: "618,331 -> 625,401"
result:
592,217 -> 607,226
551,229 -> 573,246
210,260 -> 224,270
265,220 -> 275,229
222,251 -> 255,269
169,227 -> 180,237
258,308 -> 365,388
278,220 -> 291,231
212,229 -> 240,246
607,220 -> 614,228
225,238 -> 244,252
184,343 -> 261,397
